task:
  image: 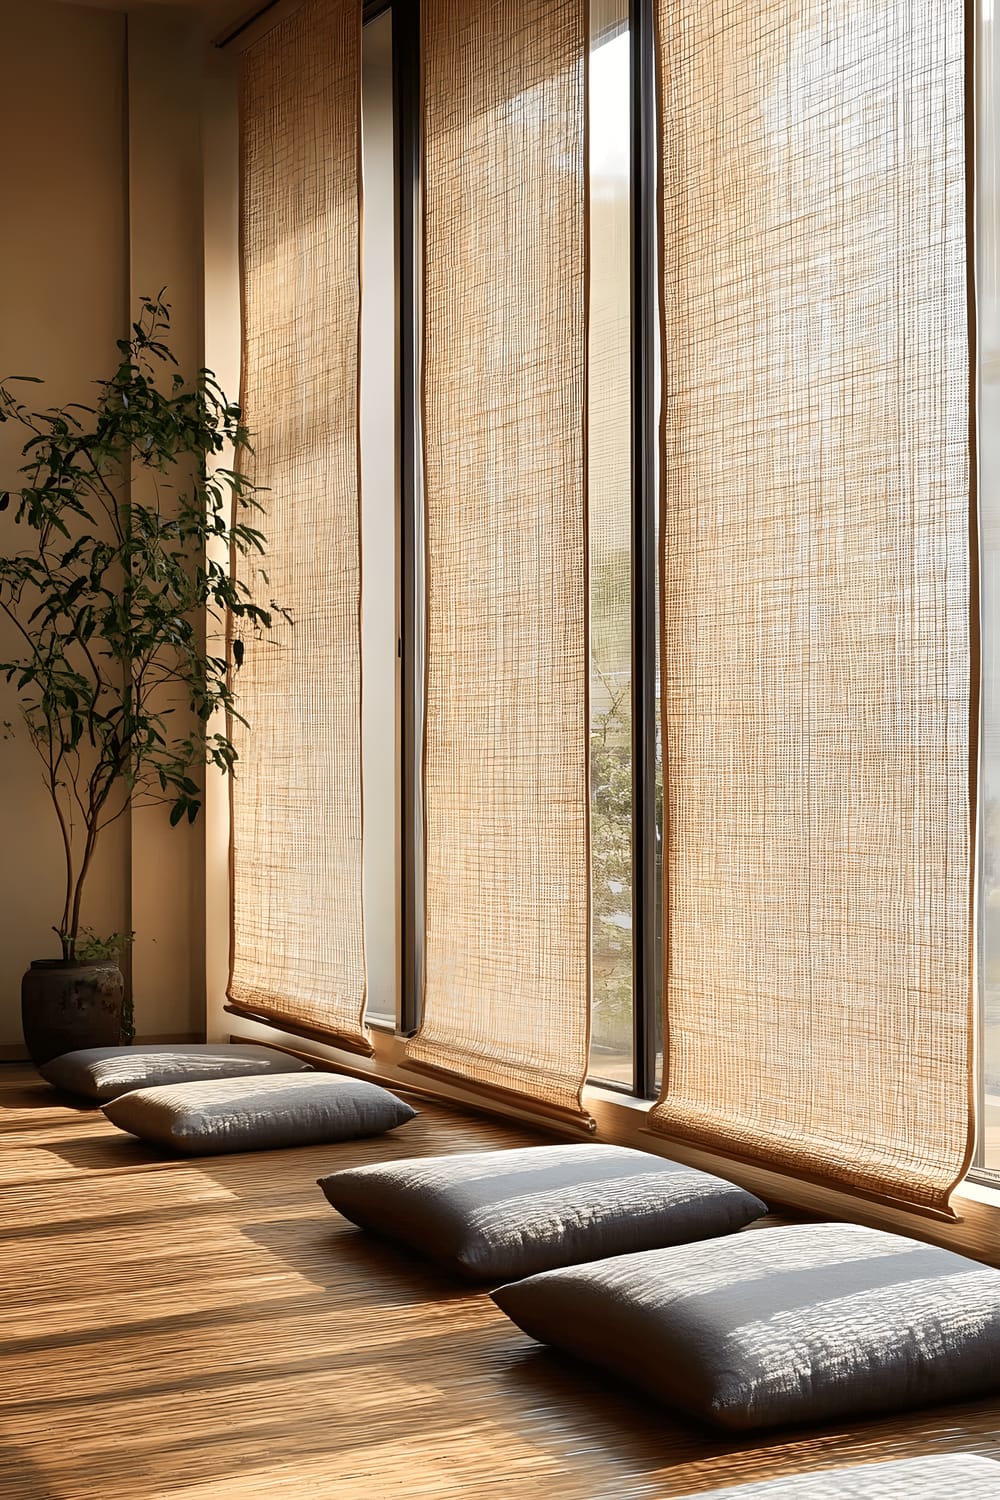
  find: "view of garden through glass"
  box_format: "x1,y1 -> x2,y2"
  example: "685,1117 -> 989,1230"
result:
588,2 -> 634,1085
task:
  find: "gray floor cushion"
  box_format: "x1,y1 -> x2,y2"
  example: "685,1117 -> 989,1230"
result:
39,1043 -> 311,1101
490,1222 -> 1000,1429
102,1071 -> 416,1154
316,1143 -> 767,1280
693,1455 -> 1000,1497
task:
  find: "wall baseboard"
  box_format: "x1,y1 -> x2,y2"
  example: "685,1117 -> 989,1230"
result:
0,1031 -> 204,1063
133,1032 -> 206,1045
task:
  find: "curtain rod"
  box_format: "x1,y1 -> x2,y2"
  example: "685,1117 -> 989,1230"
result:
213,1 -> 282,49
215,0 -> 392,48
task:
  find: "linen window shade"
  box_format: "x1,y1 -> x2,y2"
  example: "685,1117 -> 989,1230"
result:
228,0 -> 371,1055
406,0 -> 592,1122
649,0 -> 974,1212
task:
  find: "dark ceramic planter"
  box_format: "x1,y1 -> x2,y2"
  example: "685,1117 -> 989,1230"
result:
21,959 -> 125,1068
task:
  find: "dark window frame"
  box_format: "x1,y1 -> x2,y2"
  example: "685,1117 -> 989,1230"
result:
629,0 -> 660,1101
382,0 -> 663,1093
362,0 -> 423,1035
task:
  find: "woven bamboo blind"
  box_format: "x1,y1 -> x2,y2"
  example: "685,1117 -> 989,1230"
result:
406,0 -> 592,1121
229,0 -> 371,1055
649,0 -> 973,1211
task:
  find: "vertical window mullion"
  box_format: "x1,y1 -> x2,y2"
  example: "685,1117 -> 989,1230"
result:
393,0 -> 423,1036
630,0 -> 659,1100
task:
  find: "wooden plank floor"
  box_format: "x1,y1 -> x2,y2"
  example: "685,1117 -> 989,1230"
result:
2,1063 -> 999,1499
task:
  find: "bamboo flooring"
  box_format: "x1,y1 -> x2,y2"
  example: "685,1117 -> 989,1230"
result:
2,1063 -> 999,1499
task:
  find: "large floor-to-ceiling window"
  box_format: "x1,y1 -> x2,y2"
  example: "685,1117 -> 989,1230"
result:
231,1 -> 981,1211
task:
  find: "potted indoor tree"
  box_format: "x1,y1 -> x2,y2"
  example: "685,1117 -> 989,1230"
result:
0,293 -> 281,1064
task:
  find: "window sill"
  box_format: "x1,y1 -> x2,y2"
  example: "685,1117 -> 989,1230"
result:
582,1084 -> 1000,1267
225,1015 -> 1000,1268
587,1085 -> 1000,1210
585,1081 -> 655,1112
957,1175 -> 1000,1209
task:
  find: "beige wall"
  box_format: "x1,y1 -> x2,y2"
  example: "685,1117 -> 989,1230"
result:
0,0 -> 207,1050
126,6 -> 208,1045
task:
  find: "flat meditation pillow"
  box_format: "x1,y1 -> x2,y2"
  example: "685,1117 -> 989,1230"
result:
102,1071 -> 416,1154
691,1455 -> 1000,1498
490,1221 -> 1000,1429
39,1042 -> 311,1101
316,1143 -> 767,1280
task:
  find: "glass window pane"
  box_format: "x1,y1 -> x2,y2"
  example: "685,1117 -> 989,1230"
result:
361,10 -> 399,1027
588,0 -> 633,1087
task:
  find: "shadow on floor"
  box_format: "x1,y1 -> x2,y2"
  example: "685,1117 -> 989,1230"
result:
0,1440 -> 71,1500
497,1343 -> 1000,1491
238,1213 -> 478,1303
25,1134 -> 171,1172
0,1074 -> 94,1112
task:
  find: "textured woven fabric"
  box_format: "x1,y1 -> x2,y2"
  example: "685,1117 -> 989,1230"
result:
649,0 -> 973,1210
491,1223 -> 1000,1429
230,0 -> 370,1053
406,0 -> 591,1115
317,1143 -> 766,1280
103,1072 -> 415,1155
39,1044 -> 310,1102
693,1456 -> 1000,1499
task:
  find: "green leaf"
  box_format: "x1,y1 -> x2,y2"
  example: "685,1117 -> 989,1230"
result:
1,293 -> 285,925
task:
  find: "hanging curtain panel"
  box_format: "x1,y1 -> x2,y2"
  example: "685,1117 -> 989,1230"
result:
229,0 -> 371,1055
406,0 -> 592,1122
650,0 -> 973,1211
